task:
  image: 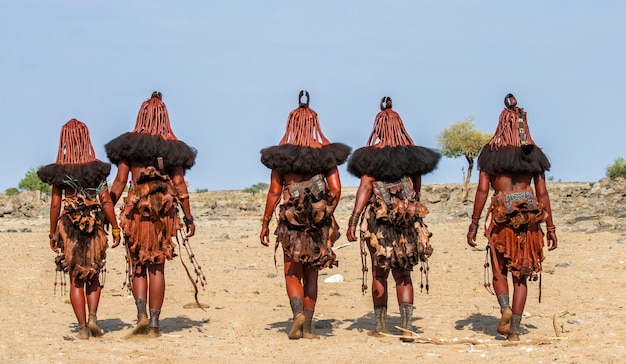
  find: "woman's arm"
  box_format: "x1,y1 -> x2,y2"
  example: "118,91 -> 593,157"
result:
109,161 -> 130,205
171,167 -> 195,238
48,185 -> 63,252
98,184 -> 121,248
411,174 -> 422,200
325,167 -> 341,214
346,175 -> 375,242
467,170 -> 491,247
260,169 -> 283,246
535,172 -> 558,250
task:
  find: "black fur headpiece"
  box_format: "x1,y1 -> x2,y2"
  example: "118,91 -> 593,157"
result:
260,143 -> 351,175
105,132 -> 197,172
477,145 -> 550,175
38,160 -> 111,188
347,145 -> 441,182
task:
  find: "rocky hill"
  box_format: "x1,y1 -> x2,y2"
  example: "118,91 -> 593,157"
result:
1,178 -> 625,234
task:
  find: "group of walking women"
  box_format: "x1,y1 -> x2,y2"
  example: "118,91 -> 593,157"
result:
39,90 -> 557,343
259,91 -> 557,342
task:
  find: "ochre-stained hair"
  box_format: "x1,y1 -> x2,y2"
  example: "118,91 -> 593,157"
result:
279,91 -> 330,147
365,97 -> 414,147
486,94 -> 537,150
132,91 -> 178,141
55,119 -> 98,165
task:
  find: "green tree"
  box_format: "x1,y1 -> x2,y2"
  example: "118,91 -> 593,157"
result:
243,182 -> 269,195
606,157 -> 626,179
252,182 -> 269,191
18,166 -> 51,194
437,117 -> 492,201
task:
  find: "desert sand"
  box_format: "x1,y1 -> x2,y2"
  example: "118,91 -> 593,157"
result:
0,185 -> 625,364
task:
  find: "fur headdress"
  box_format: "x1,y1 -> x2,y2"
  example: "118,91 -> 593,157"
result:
477,93 -> 550,175
38,119 -> 111,187
260,90 -> 351,175
105,91 -> 197,172
347,97 -> 440,181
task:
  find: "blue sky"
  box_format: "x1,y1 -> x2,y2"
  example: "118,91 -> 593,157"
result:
1,1 -> 624,192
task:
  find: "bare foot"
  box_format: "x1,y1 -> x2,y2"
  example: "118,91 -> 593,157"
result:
88,315 -> 104,337
288,313 -> 305,340
76,326 -> 90,340
507,332 -> 520,341
302,332 -> 320,339
497,307 -> 513,335
147,327 -> 162,338
367,330 -> 387,337
132,315 -> 149,335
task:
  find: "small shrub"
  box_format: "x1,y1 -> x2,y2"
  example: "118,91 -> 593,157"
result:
4,187 -> 19,196
606,157 -> 626,179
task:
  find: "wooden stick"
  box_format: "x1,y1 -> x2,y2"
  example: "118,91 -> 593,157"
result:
387,326 -> 567,346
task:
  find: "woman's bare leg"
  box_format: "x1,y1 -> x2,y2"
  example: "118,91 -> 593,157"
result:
69,273 -> 89,339
147,262 -> 165,337
284,260 -> 305,339
131,264 -> 149,334
85,274 -> 104,336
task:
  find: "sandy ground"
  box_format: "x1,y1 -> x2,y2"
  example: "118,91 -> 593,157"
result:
1,188 -> 625,364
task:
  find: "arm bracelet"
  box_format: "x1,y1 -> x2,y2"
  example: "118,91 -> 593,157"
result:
546,225 -> 556,232
348,212 -> 360,227
183,216 -> 194,225
111,228 -> 121,237
468,225 -> 478,233
262,215 -> 272,226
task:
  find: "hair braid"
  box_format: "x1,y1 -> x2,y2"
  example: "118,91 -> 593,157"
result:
55,119 -> 98,165
487,95 -> 536,151
279,91 -> 330,147
365,97 -> 414,147
132,91 -> 179,141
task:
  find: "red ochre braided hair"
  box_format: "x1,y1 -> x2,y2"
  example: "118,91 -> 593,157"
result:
487,93 -> 537,151
279,90 -> 330,147
55,118 -> 98,164
132,91 -> 179,141
365,96 -> 415,147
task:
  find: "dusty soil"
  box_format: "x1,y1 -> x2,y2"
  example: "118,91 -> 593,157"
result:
1,186 -> 625,363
